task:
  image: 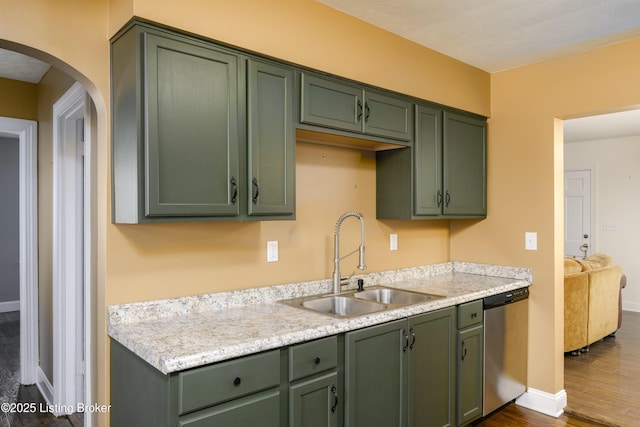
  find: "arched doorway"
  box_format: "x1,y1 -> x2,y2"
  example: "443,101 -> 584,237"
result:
0,45 -> 99,427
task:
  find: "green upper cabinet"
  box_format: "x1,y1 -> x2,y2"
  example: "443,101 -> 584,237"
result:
299,72 -> 413,143
376,104 -> 486,220
246,59 -> 295,217
143,32 -> 240,219
413,105 -> 443,216
443,112 -> 486,217
111,23 -> 295,223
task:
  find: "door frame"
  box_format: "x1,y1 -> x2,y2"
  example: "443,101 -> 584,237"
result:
52,82 -> 94,422
0,117 -> 39,385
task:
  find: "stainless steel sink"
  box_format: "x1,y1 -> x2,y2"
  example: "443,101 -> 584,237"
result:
302,295 -> 386,317
279,286 -> 444,318
352,286 -> 443,306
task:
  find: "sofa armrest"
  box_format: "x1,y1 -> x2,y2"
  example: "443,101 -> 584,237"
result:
564,272 -> 589,352
586,265 -> 623,343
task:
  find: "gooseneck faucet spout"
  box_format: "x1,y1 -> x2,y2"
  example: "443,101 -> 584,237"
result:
332,211 -> 366,294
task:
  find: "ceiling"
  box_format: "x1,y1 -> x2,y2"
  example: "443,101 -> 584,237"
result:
0,48 -> 50,84
317,0 -> 640,143
2,2 -> 640,142
564,109 -> 640,143
317,0 -> 640,73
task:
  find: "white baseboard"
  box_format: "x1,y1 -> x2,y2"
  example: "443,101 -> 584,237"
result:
515,387 -> 567,417
622,302 -> 640,313
36,367 -> 54,408
0,300 -> 20,313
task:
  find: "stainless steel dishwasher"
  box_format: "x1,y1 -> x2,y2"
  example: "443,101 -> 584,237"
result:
483,288 -> 529,416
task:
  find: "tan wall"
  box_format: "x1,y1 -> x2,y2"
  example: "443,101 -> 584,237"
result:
35,67 -> 77,386
114,0 -> 490,116
105,0 -> 488,306
4,1 -> 487,425
451,37 -> 640,394
0,77 -> 37,120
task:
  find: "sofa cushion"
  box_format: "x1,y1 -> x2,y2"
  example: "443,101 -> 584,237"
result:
575,259 -> 592,271
582,253 -> 613,270
564,258 -> 583,275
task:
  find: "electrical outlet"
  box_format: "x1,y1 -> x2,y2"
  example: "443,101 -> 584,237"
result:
390,234 -> 398,251
525,232 -> 537,251
267,240 -> 278,262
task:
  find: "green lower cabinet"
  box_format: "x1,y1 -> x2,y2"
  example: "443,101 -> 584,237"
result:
345,319 -> 406,427
456,301 -> 484,426
345,308 -> 456,427
289,372 -> 338,427
287,336 -> 340,427
112,303 -> 482,427
110,342 -> 282,427
410,308 -> 457,427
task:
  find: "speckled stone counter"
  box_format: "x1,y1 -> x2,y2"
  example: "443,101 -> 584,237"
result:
108,262 -> 532,374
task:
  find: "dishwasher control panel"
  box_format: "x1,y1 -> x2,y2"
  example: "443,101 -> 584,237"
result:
483,287 -> 529,308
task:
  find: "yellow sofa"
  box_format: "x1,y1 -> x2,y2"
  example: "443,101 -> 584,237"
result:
564,253 -> 623,354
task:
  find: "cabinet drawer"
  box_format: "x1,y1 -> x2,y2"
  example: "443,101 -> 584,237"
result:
178,350 -> 280,414
179,389 -> 280,427
289,336 -> 338,382
458,300 -> 483,329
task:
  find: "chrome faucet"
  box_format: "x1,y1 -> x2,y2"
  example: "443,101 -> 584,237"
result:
332,211 -> 366,294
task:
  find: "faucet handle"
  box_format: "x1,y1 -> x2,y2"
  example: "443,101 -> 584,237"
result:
340,271 -> 355,286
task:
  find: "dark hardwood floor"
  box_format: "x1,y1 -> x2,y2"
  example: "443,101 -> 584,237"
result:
475,403 -> 606,426
562,310 -> 640,426
0,311 -> 81,427
477,311 -> 640,427
2,311 -> 639,426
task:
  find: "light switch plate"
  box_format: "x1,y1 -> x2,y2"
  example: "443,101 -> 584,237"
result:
267,240 -> 278,262
525,232 -> 537,251
390,234 -> 398,251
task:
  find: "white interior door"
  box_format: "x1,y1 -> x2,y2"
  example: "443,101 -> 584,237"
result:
564,170 -> 591,258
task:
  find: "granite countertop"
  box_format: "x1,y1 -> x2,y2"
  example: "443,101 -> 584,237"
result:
108,262 -> 532,375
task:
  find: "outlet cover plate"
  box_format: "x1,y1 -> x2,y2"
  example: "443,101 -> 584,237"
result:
525,232 -> 537,251
267,240 -> 278,262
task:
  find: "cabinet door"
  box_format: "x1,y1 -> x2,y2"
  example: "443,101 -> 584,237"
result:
409,308 -> 456,427
144,32 -> 240,217
300,73 -> 363,133
443,112 -> 486,217
414,105 -> 443,216
363,90 -> 413,141
247,59 -> 295,216
345,319 -> 407,427
456,324 -> 483,426
289,372 -> 338,427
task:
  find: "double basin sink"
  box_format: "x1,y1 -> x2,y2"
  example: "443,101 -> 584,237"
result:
280,286 -> 444,318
